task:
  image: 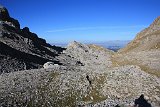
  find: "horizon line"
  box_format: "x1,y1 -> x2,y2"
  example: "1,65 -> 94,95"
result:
46,25 -> 147,33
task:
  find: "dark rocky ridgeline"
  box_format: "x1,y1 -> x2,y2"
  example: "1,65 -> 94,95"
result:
0,5 -> 65,73
0,5 -> 20,29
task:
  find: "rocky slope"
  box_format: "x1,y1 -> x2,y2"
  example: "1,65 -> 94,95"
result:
0,5 -> 160,107
0,41 -> 160,107
114,16 -> 160,77
119,17 -> 160,53
0,5 -> 64,73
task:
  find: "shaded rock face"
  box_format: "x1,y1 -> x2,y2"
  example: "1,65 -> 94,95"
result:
0,5 -> 65,73
119,16 -> 160,53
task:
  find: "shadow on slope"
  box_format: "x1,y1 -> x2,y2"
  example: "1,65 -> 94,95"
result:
0,42 -> 62,73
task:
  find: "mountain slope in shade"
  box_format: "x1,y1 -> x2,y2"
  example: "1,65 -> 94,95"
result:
119,16 -> 160,53
0,5 -> 64,73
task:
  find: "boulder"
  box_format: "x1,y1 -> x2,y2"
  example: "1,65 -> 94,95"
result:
43,62 -> 57,69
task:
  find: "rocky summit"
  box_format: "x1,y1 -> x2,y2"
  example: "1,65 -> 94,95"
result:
0,5 -> 160,107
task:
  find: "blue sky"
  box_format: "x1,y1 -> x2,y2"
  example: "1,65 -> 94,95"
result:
0,0 -> 160,43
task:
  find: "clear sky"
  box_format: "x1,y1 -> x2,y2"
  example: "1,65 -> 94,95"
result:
0,0 -> 160,43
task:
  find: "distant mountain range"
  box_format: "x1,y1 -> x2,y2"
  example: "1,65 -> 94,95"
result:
52,40 -> 130,52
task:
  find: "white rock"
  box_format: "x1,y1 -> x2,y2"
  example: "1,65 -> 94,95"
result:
43,62 -> 55,69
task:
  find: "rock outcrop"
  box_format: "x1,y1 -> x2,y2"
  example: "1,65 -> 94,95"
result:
0,5 -> 20,29
0,5 -> 64,73
63,41 -> 113,72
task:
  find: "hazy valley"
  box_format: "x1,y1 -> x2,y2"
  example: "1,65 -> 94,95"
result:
52,40 -> 130,52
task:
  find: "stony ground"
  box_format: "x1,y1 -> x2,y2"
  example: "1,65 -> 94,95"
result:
112,49 -> 160,77
0,41 -> 160,107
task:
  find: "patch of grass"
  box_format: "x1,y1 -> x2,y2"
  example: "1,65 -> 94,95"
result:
96,75 -> 106,85
82,74 -> 107,103
110,55 -> 120,67
150,42 -> 160,49
88,44 -> 114,54
36,72 -> 60,91
111,55 -> 160,77
119,41 -> 140,53
54,92 -> 78,107
49,71 -> 59,78
88,44 -> 104,51
139,65 -> 160,77
33,72 -> 81,107
82,88 -> 106,103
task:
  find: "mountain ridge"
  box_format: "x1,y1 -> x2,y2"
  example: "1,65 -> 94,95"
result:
0,5 -> 64,73
119,16 -> 160,53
